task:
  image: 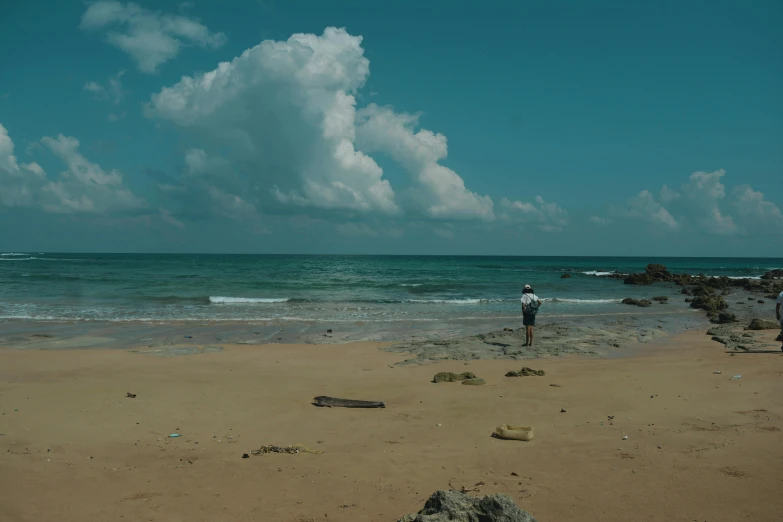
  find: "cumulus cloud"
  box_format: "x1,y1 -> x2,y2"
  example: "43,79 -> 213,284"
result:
146,27 -> 401,217
145,27 -> 567,232
624,190 -> 679,230
355,105 -> 494,220
0,124 -> 46,208
80,1 -> 227,73
680,169 -> 737,235
0,123 -> 145,215
498,196 -> 568,231
599,169 -> 781,235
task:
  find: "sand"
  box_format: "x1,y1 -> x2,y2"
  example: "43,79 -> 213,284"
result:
1,331 -> 782,522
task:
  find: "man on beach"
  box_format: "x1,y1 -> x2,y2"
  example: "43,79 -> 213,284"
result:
776,290 -> 783,350
521,284 -> 542,347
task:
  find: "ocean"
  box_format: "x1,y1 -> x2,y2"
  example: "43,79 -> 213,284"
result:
1,253 -> 780,325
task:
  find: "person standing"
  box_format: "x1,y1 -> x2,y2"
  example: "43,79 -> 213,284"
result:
521,284 -> 542,347
776,290 -> 783,351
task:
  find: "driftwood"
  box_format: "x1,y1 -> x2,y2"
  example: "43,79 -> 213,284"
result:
312,396 -> 386,408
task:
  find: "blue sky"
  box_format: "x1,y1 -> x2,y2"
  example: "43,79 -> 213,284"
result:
1,0 -> 781,255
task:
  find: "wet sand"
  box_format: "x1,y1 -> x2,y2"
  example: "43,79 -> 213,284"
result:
1,329 -> 782,522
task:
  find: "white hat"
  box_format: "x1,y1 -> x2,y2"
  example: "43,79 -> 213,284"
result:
524,284 -> 531,290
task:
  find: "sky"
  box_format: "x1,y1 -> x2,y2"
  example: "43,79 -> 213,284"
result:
0,0 -> 781,256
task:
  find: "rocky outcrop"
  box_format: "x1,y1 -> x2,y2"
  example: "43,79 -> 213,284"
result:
397,490 -> 537,522
623,273 -> 654,285
560,273 -> 571,279
505,367 -> 545,377
622,298 -> 652,307
746,318 -> 781,330
652,296 -> 669,302
761,269 -> 783,280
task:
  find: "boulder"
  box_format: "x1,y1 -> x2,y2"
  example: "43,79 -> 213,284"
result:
758,300 -> 765,304
397,490 -> 537,522
746,318 -> 781,330
645,263 -> 671,280
711,312 -> 738,324
623,273 -> 654,285
621,298 -> 652,307
560,273 -> 571,279
461,378 -> 486,386
433,372 -> 476,383
760,269 -> 783,280
690,295 -> 727,313
651,296 -> 669,302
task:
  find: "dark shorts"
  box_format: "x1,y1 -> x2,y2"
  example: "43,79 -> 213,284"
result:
522,313 -> 536,326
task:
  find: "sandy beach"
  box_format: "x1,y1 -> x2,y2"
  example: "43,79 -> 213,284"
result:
1,327 -> 782,522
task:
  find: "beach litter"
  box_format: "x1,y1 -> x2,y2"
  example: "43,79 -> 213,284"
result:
249,444 -> 323,455
731,375 -> 742,380
125,392 -> 137,398
433,371 -> 476,383
549,383 -> 561,387
169,433 -> 181,438
312,396 -> 385,408
492,424 -> 535,441
713,371 -> 722,375
505,367 -> 545,377
622,436 -> 629,440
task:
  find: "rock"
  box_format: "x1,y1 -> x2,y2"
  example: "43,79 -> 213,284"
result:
760,269 -> 783,280
506,367 -> 545,377
690,295 -> 728,313
748,297 -> 755,300
684,298 -> 693,303
711,312 -> 738,324
746,318 -> 781,330
396,490 -> 537,522
560,273 -> 571,279
645,263 -> 671,280
461,378 -> 486,386
651,296 -> 669,302
623,273 -> 654,285
434,372 -> 476,383
758,300 -> 765,304
621,298 -> 652,307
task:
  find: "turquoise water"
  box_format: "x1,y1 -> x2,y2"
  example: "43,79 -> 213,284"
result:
1,253 -> 780,324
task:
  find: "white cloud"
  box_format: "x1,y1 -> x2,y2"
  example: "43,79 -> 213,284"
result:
80,1 -> 227,73
1,123 -> 146,215
625,190 -> 679,230
147,27 -> 399,218
660,184 -> 680,203
39,135 -> 145,214
681,169 -> 738,235
356,104 -> 494,221
0,124 -> 47,208
730,185 -> 783,226
83,70 -> 126,105
498,196 -> 568,231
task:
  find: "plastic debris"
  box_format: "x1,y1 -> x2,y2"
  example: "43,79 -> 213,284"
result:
492,424 -> 535,441
169,433 -> 181,438
622,435 -> 629,440
730,375 -> 741,380
713,371 -> 722,374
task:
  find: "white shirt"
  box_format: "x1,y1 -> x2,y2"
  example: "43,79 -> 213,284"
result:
521,293 -> 540,307
777,291 -> 783,305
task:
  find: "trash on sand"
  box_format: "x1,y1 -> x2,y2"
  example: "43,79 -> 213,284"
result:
560,409 -> 567,413
447,481 -> 486,494
549,383 -> 562,387
250,444 -> 323,455
492,424 -> 534,441
622,436 -> 629,440
169,433 -> 181,438
731,375 -> 742,380
312,396 -> 385,408
713,371 -> 722,374
241,453 -> 250,459
505,367 -> 545,377
126,392 -> 137,398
